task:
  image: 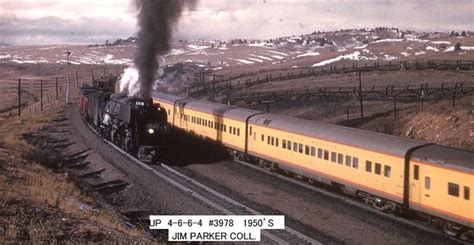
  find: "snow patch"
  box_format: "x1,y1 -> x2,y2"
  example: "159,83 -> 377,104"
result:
372,38 -> 403,43
268,50 -> 288,56
250,54 -> 273,61
383,54 -> 398,61
168,48 -> 186,55
270,55 -> 285,60
443,46 -> 455,52
188,44 -> 210,50
426,46 -> 439,52
431,41 -> 451,44
59,59 -> 80,65
354,44 -> 368,49
12,58 -> 48,64
399,52 -> 411,57
230,58 -> 254,64
311,51 -> 361,67
104,54 -> 132,65
296,51 -> 320,58
248,42 -> 270,47
247,57 -> 263,63
414,51 -> 426,56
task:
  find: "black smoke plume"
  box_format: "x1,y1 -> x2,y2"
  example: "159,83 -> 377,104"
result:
134,0 -> 197,99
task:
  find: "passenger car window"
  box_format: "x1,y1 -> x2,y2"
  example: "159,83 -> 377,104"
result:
384,165 -> 391,177
305,145 -> 310,155
345,155 -> 351,167
353,157 -> 359,169
448,182 -> 459,197
425,177 -> 430,189
317,148 -> 323,159
323,150 -> 329,160
464,186 -> 470,200
365,161 -> 372,172
337,153 -> 343,164
375,163 -> 381,175
331,152 -> 336,163
293,142 -> 298,152
298,144 -> 303,153
288,141 -> 292,150
414,165 -> 419,180
310,147 -> 316,157
282,140 -> 287,149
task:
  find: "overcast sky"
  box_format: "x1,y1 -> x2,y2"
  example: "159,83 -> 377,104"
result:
1,0 -> 473,45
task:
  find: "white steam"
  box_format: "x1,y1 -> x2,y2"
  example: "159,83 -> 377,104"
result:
120,57 -> 170,95
119,66 -> 139,95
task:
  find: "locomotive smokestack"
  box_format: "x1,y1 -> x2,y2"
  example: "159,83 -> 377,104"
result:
134,0 -> 197,99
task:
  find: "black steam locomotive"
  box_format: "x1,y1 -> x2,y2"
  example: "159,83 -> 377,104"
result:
79,85 -> 168,163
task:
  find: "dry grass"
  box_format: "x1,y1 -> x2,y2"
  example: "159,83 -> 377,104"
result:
0,110 -> 149,242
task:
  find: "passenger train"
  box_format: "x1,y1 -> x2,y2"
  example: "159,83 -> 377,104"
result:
152,91 -> 473,239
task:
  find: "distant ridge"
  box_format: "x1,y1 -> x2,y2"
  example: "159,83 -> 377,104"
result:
0,42 -> 11,47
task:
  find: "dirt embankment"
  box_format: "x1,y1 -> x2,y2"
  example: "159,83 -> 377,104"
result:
395,97 -> 473,150
0,110 -> 150,243
344,96 -> 474,151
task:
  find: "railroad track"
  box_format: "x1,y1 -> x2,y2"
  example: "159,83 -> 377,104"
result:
85,123 -> 321,244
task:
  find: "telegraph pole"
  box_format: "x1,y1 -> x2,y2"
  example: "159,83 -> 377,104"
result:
358,71 -> 364,118
65,50 -> 71,104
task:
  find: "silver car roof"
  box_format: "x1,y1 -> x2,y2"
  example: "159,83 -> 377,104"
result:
248,113 -> 425,157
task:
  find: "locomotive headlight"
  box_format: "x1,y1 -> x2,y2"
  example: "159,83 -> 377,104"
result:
148,128 -> 155,134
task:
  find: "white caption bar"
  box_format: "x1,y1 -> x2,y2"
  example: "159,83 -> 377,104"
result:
149,215 -> 285,242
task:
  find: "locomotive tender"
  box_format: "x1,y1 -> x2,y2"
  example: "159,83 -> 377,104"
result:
152,91 -> 473,239
79,85 -> 168,163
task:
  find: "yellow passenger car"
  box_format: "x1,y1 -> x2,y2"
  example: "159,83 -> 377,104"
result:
152,92 -> 474,238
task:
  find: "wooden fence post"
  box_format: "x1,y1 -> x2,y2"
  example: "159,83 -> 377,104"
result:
452,82 -> 458,108
40,79 -> 43,111
358,71 -> 364,118
18,78 -> 21,117
56,77 -> 59,100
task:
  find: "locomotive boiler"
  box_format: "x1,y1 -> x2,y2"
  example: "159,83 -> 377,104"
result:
79,85 -> 168,163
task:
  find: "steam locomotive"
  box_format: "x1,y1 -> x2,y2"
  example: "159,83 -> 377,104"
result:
79,85 -> 168,163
